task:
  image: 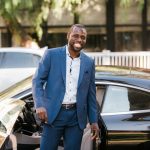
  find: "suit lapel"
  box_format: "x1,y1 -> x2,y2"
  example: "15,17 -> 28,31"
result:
78,52 -> 86,88
60,46 -> 66,85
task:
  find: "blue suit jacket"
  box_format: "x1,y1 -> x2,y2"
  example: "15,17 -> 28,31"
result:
32,46 -> 98,129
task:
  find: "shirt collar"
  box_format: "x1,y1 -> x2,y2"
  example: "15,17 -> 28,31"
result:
66,45 -> 70,57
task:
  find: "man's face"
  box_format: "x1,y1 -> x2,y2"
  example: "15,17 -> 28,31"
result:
67,26 -> 87,52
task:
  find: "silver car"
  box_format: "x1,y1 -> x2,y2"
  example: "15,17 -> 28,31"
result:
0,47 -> 44,92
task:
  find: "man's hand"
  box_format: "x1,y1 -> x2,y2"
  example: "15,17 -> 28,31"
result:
36,107 -> 48,123
90,123 -> 100,140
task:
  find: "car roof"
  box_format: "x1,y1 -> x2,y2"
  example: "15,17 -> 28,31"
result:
0,47 -> 44,56
96,66 -> 150,90
96,75 -> 150,90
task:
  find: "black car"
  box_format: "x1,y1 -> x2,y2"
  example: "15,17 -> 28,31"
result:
0,66 -> 150,150
96,66 -> 150,150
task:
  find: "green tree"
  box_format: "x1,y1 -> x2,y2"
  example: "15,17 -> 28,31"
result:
0,0 -> 53,45
0,0 -> 83,46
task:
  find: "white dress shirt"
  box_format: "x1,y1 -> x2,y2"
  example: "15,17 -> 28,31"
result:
62,46 -> 80,104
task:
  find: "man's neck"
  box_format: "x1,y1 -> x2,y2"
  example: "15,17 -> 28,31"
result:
68,49 -> 80,58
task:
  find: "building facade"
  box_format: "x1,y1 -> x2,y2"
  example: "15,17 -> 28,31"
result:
0,0 -> 150,52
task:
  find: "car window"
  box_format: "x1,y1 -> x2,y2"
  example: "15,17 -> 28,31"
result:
0,52 -> 41,68
102,85 -> 150,113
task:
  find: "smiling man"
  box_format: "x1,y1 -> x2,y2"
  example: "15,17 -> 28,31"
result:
32,24 -> 99,150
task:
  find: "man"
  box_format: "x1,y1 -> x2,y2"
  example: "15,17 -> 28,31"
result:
32,24 -> 99,150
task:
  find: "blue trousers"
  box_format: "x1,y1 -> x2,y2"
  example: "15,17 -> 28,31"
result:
40,108 -> 84,150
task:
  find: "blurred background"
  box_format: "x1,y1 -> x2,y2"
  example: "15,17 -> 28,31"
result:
0,0 -> 150,52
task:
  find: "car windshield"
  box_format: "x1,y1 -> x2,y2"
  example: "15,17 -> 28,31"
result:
0,52 -> 41,68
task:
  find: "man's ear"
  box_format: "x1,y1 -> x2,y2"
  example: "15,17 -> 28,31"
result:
67,33 -> 69,40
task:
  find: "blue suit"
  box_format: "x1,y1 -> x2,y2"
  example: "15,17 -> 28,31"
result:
32,46 -> 98,149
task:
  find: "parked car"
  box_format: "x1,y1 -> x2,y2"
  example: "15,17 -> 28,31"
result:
0,47 -> 44,92
0,66 -> 150,150
95,66 -> 150,150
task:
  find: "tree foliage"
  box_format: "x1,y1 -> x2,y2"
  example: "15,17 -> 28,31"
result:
120,0 -> 144,10
0,0 -> 53,39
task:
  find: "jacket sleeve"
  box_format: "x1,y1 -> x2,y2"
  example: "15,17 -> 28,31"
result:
32,49 -> 51,108
87,59 -> 98,124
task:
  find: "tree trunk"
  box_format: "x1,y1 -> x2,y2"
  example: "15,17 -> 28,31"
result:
11,32 -> 22,47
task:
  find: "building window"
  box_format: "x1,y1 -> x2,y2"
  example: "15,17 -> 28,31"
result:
46,33 -> 67,48
85,34 -> 107,52
115,27 -> 142,51
0,31 -> 11,47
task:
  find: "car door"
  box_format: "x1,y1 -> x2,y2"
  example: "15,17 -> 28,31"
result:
96,83 -> 150,150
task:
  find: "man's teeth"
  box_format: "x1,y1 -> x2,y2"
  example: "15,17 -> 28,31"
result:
74,43 -> 81,47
